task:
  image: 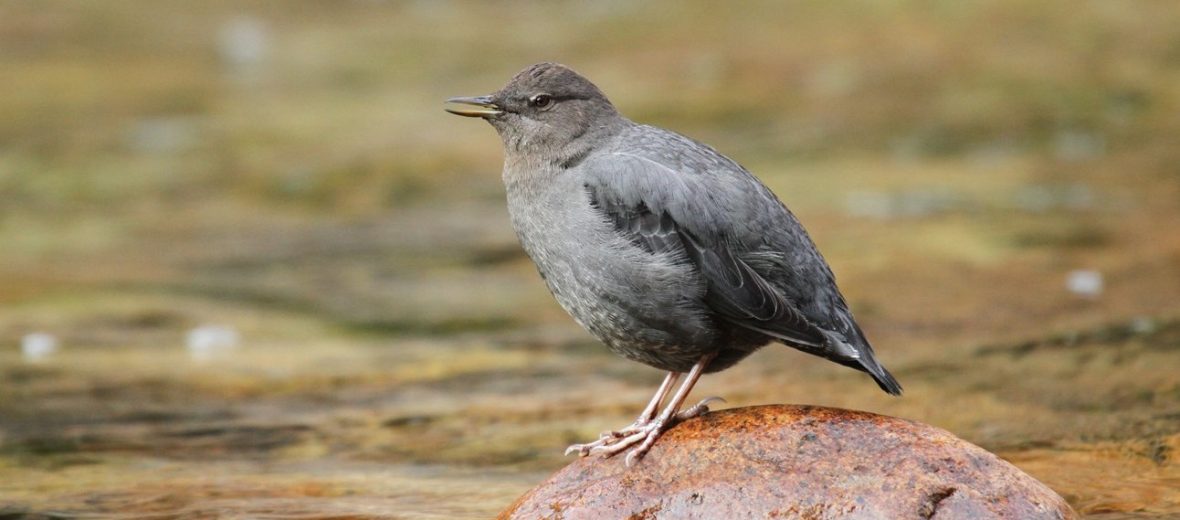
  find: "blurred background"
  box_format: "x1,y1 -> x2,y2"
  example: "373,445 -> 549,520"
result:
1,1 -> 1178,518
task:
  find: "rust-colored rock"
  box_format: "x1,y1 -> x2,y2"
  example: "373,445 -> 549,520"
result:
501,405 -> 1075,519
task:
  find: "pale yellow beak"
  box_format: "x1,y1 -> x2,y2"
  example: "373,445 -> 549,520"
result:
444,95 -> 503,118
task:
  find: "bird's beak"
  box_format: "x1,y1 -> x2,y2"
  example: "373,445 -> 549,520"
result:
444,95 -> 503,118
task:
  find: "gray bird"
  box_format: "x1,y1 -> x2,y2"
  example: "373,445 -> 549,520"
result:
446,63 -> 901,466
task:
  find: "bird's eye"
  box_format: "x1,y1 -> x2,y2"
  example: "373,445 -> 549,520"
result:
529,94 -> 554,109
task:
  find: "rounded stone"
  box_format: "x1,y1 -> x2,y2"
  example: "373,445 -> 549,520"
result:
500,405 -> 1075,519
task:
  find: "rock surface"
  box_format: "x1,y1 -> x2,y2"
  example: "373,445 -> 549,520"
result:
500,405 -> 1076,519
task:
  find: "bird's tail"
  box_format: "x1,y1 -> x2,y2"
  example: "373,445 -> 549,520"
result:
837,322 -> 902,396
857,352 -> 903,396
741,318 -> 903,395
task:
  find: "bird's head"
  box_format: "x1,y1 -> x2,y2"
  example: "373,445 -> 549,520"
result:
445,63 -> 621,157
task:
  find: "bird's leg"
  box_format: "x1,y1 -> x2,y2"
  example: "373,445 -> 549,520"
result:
616,371 -> 679,433
565,371 -> 680,456
589,353 -> 719,466
638,372 -> 681,422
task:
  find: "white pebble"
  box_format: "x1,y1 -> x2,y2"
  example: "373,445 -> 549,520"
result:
21,333 -> 58,363
1066,270 -> 1104,298
218,16 -> 269,69
186,325 -> 240,362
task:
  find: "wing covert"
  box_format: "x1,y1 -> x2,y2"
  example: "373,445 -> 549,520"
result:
581,153 -> 825,348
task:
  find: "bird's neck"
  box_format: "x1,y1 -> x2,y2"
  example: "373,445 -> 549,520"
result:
502,149 -> 561,192
502,118 -> 630,182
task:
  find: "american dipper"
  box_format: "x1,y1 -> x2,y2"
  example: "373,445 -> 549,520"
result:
446,63 -> 901,466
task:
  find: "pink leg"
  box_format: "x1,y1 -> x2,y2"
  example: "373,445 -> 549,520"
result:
588,353 -> 720,466
634,371 -> 681,424
565,371 -> 680,456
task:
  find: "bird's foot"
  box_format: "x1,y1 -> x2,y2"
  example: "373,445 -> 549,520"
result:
564,396 -> 724,466
584,418 -> 667,466
563,420 -> 651,457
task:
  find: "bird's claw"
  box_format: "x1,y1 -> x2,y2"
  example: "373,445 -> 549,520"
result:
577,416 -> 684,466
624,427 -> 665,467
588,420 -> 663,465
564,395 -> 727,464
564,421 -> 651,457
564,443 -> 592,457
674,396 -> 725,421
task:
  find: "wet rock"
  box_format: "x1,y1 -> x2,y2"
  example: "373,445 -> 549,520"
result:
500,405 -> 1075,519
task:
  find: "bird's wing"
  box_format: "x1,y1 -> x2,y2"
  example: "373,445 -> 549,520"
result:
580,149 -> 826,349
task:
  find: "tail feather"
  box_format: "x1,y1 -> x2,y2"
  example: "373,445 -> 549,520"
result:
837,317 -> 902,395
859,354 -> 903,396
819,337 -> 903,396
742,321 -> 903,395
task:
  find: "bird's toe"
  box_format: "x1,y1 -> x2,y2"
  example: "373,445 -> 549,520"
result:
674,396 -> 726,421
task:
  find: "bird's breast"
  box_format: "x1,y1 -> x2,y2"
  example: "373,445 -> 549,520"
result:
503,172 -> 718,366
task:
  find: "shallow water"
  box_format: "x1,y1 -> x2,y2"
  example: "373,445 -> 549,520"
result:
4,1 -> 1180,517
3,189 -> 1180,518
1,291 -> 1177,517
